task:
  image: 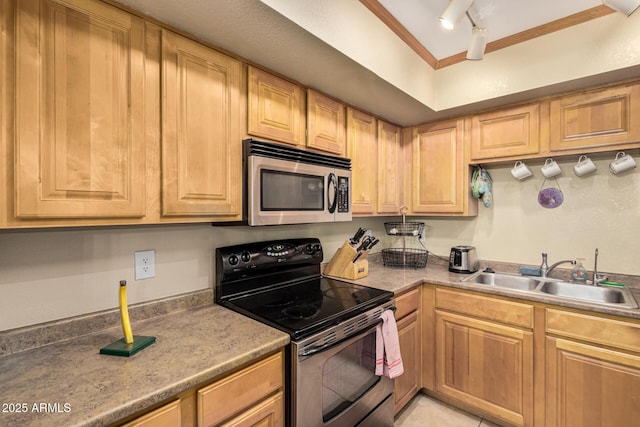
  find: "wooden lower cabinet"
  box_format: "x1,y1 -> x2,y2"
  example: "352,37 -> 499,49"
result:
429,288 -> 535,427
423,287 -> 640,427
545,309 -> 640,427
435,311 -> 534,426
198,351 -> 283,427
116,351 -> 284,427
545,337 -> 640,427
394,287 -> 421,413
121,400 -> 181,427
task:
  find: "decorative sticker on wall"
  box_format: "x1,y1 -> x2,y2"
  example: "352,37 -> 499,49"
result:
538,178 -> 564,209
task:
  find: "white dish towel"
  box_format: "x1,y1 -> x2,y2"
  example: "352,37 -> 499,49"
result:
375,309 -> 404,379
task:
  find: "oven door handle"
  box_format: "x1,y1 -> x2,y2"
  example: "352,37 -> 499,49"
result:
298,306 -> 396,357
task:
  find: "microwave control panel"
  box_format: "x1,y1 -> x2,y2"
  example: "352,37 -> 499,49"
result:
337,176 -> 349,213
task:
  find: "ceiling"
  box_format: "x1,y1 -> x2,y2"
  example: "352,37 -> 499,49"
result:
370,0 -> 611,67
115,0 -> 640,126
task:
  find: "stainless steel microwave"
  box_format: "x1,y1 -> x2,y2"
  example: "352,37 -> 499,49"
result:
243,139 -> 352,226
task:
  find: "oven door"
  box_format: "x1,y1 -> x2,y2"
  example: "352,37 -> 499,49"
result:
248,155 -> 350,226
291,323 -> 394,427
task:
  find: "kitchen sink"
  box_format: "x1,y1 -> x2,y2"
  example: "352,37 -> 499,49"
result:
461,270 -> 638,309
461,271 -> 542,291
538,281 -> 638,309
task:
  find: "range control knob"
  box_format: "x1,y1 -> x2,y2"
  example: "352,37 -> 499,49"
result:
227,254 -> 239,266
313,244 -> 322,253
240,251 -> 251,263
305,244 -> 315,255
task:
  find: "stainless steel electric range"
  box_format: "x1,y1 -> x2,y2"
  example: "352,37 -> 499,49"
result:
215,238 -> 395,427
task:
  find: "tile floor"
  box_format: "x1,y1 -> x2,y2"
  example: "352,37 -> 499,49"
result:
394,394 -> 502,427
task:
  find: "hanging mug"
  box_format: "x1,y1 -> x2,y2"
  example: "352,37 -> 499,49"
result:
573,155 -> 597,177
609,152 -> 636,175
541,158 -> 562,178
511,161 -> 533,180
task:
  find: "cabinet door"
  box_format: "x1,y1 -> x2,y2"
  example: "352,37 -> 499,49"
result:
308,90 -> 346,155
15,0 -> 146,218
394,311 -> 420,414
377,120 -> 402,215
471,104 -> 540,160
549,83 -> 640,152
408,120 -> 466,214
546,337 -> 640,427
162,30 -> 242,217
247,66 -> 305,147
435,311 -> 534,427
347,108 -> 376,214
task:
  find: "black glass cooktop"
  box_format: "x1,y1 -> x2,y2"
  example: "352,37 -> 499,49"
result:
221,276 -> 392,340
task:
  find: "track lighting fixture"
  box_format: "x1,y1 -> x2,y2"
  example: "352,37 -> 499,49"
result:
439,0 -> 473,30
603,0 -> 640,16
464,10 -> 487,60
439,1 -> 488,60
467,26 -> 488,60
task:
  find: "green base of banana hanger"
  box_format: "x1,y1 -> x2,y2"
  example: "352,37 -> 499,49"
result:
100,335 -> 156,357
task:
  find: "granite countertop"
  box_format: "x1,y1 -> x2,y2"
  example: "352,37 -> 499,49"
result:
0,304 -> 289,427
2,254 -> 639,427
349,255 -> 640,320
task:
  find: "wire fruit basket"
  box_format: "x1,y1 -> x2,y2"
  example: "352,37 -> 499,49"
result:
384,221 -> 425,237
381,248 -> 428,269
382,206 -> 428,269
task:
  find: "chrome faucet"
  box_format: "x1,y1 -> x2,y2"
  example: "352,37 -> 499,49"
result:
540,253 -> 576,278
591,248 -> 607,286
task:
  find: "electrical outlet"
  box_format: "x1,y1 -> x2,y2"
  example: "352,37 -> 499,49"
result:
134,250 -> 156,280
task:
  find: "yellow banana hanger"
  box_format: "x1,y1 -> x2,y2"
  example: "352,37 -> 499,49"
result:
99,280 -> 156,357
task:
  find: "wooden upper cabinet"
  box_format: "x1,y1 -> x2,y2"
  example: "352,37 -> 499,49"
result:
471,104 -> 540,161
307,89 -> 346,155
247,66 -> 305,147
347,108 -> 376,215
549,83 -> 640,152
161,30 -> 242,217
15,0 -> 146,218
407,120 -> 468,215
377,120 -> 402,215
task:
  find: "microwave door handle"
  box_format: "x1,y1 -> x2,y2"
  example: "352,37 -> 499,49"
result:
327,172 -> 337,214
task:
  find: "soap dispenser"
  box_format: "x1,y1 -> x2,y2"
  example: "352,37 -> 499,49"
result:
572,258 -> 587,283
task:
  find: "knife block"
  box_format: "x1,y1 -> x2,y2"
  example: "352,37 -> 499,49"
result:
324,241 -> 369,280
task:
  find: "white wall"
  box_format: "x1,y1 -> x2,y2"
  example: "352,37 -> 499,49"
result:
0,218 -> 387,331
1,156 -> 638,331
418,155 -> 640,274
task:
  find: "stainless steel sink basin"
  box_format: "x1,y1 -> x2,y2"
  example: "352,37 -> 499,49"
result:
538,281 -> 638,309
461,270 -> 638,309
461,271 -> 542,291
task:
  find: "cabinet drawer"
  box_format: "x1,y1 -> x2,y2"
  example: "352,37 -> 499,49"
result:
198,352 -> 283,426
546,309 -> 640,353
122,399 -> 180,427
436,288 -> 534,329
395,287 -> 420,319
